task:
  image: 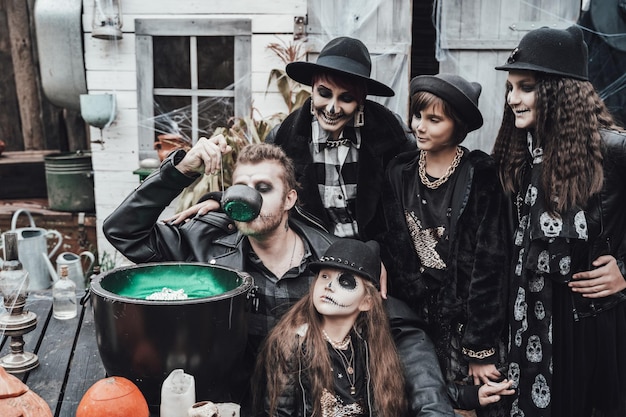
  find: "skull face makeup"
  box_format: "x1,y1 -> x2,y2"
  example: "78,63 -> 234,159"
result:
313,268 -> 371,319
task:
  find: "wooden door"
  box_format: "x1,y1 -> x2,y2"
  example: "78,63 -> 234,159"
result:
306,0 -> 413,119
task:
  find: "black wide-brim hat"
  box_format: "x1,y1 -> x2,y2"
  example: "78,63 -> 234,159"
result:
495,25 -> 588,81
410,73 -> 483,132
309,239 -> 381,289
286,37 -> 395,97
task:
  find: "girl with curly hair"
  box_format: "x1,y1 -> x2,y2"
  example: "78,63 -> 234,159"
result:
493,25 -> 626,417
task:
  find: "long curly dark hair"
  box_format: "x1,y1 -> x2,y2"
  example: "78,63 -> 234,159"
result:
492,73 -> 620,213
253,279 -> 407,417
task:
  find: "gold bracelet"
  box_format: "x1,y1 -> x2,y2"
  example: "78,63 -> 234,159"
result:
462,347 -> 496,360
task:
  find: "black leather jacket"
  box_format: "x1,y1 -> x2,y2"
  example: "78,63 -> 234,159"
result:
569,129 -> 626,318
102,151 -> 455,417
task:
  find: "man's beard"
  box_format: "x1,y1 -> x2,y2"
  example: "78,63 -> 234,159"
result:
235,209 -> 285,237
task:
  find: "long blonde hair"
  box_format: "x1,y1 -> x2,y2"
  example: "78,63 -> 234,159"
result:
254,279 -> 407,417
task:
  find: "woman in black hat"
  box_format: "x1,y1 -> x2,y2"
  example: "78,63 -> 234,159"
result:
263,36 -> 415,242
493,25 -> 626,417
381,74 -> 511,414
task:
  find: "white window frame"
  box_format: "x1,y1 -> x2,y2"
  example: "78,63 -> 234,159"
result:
135,18 -> 251,159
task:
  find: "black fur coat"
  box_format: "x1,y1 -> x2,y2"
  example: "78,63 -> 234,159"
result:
381,148 -> 510,372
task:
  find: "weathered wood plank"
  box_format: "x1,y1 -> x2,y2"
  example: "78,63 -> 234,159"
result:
57,302 -> 107,417
83,0 -> 306,15
23,296 -> 82,413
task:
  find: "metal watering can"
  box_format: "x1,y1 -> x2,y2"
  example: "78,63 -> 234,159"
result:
0,209 -> 63,290
43,251 -> 95,290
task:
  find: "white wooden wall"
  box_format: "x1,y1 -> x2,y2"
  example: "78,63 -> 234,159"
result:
82,0 -> 306,263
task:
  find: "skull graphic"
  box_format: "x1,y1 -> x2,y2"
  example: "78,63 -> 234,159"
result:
514,287 -> 527,321
528,274 -> 545,292
510,398 -> 525,417
525,185 -> 538,206
534,301 -> 545,320
531,374 -> 551,409
508,362 -> 521,388
559,256 -> 571,276
574,210 -> 588,239
515,248 -> 525,276
526,335 -> 543,363
515,215 -> 528,246
540,211 -> 563,237
537,250 -> 550,273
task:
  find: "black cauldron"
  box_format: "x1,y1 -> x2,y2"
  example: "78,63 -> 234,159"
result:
90,262 -> 253,408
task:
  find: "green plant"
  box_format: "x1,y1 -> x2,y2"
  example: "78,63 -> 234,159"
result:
266,38 -> 311,113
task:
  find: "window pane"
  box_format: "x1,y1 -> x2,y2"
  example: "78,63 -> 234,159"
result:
154,96 -> 192,141
198,97 -> 234,137
197,36 -> 234,89
153,37 -> 191,89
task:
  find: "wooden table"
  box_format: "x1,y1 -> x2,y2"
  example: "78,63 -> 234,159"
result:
0,291 -> 106,416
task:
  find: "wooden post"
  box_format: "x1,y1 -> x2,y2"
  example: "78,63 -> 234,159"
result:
6,0 -> 44,150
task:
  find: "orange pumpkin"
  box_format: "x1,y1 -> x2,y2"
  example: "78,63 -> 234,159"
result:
0,365 -> 53,417
77,376 -> 149,417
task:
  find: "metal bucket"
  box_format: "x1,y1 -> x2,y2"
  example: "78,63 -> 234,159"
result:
89,262 -> 253,409
44,151 -> 95,212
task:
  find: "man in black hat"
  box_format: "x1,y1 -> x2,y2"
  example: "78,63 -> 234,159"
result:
104,140 -> 456,416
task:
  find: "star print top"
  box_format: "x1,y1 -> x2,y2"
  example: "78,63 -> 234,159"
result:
322,342 -> 368,416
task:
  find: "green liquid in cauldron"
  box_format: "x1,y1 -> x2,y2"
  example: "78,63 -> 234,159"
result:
101,264 -> 238,300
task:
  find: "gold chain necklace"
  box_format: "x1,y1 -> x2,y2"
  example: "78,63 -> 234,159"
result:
331,338 -> 356,395
322,329 -> 351,350
418,147 -> 463,189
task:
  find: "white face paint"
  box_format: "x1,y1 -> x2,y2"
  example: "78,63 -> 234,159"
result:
231,161 -> 295,237
312,268 -> 370,321
507,71 -> 538,130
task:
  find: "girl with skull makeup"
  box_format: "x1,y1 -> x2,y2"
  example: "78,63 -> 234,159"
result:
493,25 -> 626,417
255,238 -> 513,416
254,239 -> 407,417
